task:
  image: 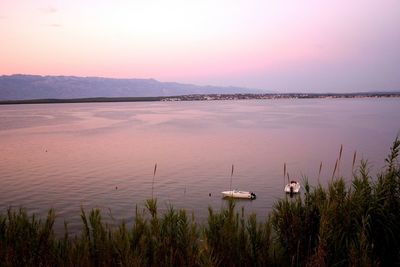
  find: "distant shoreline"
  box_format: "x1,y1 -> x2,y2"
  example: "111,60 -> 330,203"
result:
0,92 -> 399,105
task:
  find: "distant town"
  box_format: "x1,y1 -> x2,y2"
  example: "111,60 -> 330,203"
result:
161,92 -> 400,102
0,92 -> 399,105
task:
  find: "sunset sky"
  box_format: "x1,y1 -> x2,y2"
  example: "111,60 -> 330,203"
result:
1,0 -> 399,92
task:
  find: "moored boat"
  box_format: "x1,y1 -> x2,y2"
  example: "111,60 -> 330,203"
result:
284,181 -> 301,194
221,190 -> 256,199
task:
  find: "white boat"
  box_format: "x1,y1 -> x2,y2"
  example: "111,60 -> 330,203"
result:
221,190 -> 256,199
284,181 -> 301,194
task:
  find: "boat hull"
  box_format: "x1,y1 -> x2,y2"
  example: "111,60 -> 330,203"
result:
221,190 -> 256,199
284,181 -> 301,193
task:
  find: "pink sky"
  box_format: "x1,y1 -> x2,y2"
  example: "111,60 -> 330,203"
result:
1,0 -> 399,92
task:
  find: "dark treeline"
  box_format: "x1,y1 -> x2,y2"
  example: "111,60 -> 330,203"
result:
0,138 -> 399,266
0,96 -> 163,105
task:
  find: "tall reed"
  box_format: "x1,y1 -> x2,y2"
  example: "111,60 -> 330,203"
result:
151,163 -> 157,199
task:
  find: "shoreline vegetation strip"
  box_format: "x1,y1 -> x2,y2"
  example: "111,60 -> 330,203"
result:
0,137 -> 399,266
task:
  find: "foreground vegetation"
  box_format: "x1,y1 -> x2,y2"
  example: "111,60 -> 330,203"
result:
1,138 -> 399,266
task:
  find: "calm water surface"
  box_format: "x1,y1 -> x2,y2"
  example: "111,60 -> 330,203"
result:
0,98 -> 399,233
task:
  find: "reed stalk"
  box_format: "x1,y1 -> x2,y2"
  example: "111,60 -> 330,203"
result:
284,162 -> 287,186
337,144 -> 343,177
318,161 -> 322,184
351,151 -> 357,174
230,164 -> 234,191
331,159 -> 338,181
151,163 -> 157,199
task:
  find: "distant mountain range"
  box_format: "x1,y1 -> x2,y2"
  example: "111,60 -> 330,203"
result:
0,74 -> 265,100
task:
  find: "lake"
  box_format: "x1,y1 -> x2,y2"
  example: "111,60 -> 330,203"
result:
0,98 -> 399,233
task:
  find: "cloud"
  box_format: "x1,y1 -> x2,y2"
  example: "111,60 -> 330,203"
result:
41,6 -> 57,14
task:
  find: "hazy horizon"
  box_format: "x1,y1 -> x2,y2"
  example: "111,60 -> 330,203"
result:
1,1 -> 400,93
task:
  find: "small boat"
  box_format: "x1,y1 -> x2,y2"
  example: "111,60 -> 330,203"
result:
222,190 -> 256,199
222,165 -> 256,199
283,163 -> 300,194
284,181 -> 301,194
